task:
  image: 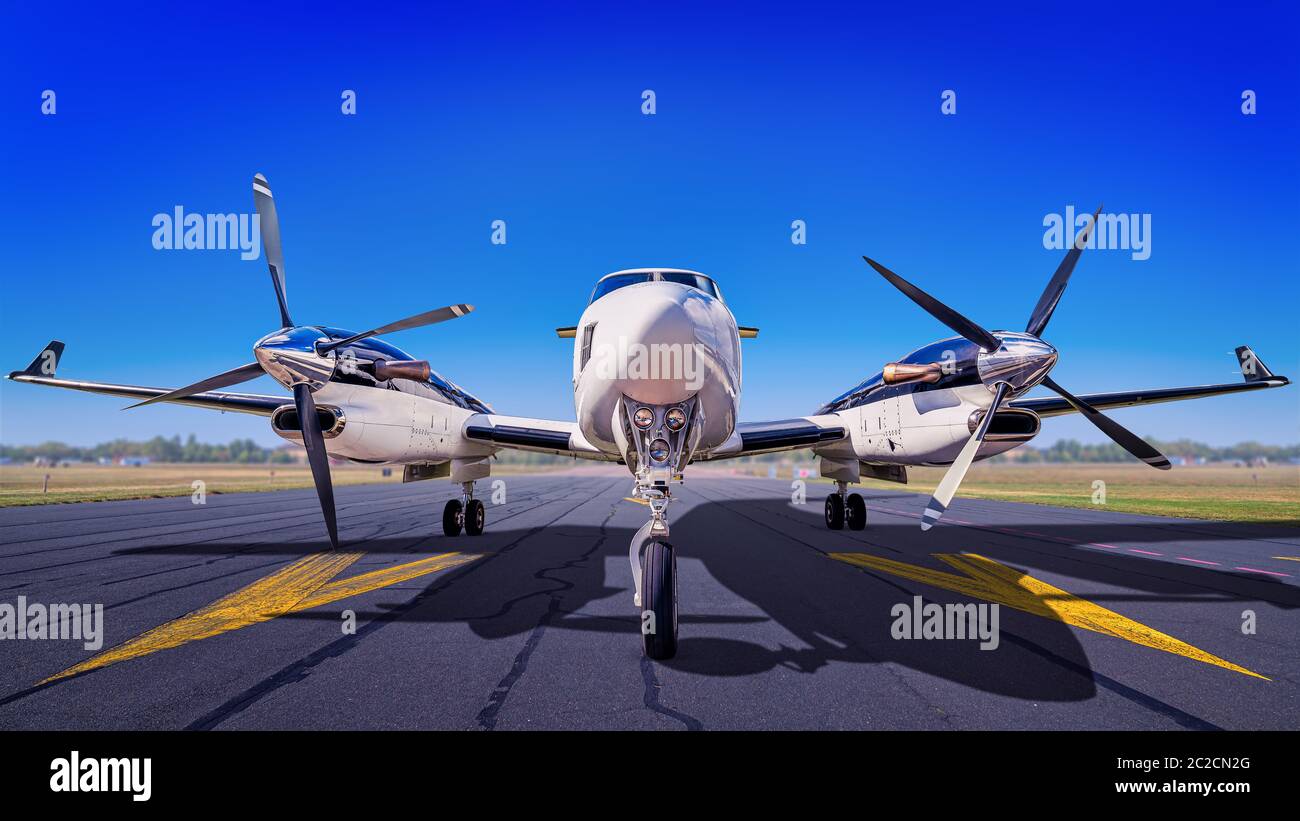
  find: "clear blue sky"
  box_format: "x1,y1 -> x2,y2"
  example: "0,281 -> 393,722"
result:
2,2 -> 1297,447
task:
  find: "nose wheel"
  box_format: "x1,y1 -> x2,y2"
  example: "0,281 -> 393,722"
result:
442,483 -> 485,537
825,482 -> 867,530
640,539 -> 678,659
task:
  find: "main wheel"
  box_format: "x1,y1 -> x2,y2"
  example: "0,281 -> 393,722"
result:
464,499 -> 485,536
825,493 -> 845,530
442,499 -> 463,537
846,492 -> 867,530
641,540 -> 678,660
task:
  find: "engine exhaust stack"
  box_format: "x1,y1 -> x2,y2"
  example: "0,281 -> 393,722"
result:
882,362 -> 943,385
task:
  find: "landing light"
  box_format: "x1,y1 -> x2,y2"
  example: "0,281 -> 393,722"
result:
633,407 -> 654,429
665,407 -> 687,431
648,438 -> 670,463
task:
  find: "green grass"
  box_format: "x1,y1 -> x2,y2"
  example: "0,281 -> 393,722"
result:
0,462 -> 571,507
824,463 -> 1300,525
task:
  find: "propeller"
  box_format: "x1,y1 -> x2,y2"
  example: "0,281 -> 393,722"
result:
865,204 -> 1171,530
294,383 -> 340,549
1041,376 -> 1170,469
922,383 -> 1008,531
315,303 -> 473,354
125,362 -> 265,409
1025,205 -> 1102,337
862,256 -> 1001,352
253,173 -> 292,329
121,173 -> 474,549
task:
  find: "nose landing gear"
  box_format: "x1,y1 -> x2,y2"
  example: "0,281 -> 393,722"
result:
629,485 -> 678,659
825,481 -> 867,530
442,481 -> 485,537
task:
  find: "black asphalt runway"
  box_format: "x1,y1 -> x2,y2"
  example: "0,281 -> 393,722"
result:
1,471 -> 1297,730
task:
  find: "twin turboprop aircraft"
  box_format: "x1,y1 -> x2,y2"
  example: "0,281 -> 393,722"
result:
9,176 -> 1290,659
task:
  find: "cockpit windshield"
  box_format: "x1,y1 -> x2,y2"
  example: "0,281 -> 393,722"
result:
659,272 -> 721,299
589,271 -> 722,304
590,272 -> 653,302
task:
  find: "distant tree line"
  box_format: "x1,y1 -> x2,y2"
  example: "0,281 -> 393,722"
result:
998,438 -> 1300,463
1,435 -> 298,464
726,437 -> 1298,468
0,435 -> 581,466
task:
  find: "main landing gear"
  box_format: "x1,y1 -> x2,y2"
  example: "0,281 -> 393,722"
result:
825,480 -> 867,531
630,484 -> 678,659
442,481 -> 485,537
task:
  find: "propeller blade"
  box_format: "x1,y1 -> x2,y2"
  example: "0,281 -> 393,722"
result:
863,256 -> 1001,352
253,173 -> 293,329
316,304 -> 474,354
1041,376 -> 1171,470
1025,205 -> 1103,337
921,383 -> 1009,531
125,362 -> 265,409
294,383 -> 341,549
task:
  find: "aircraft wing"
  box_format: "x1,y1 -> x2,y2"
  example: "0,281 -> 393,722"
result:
463,414 -> 618,461
1009,346 -> 1290,418
6,341 -> 286,416
696,415 -> 848,461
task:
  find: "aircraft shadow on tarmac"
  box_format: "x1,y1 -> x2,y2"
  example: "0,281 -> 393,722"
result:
112,497 -> 1299,702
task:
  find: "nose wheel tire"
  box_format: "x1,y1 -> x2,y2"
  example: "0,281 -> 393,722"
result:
825,493 -> 845,530
442,499 -> 464,537
465,499 -> 485,536
641,540 -> 678,660
846,493 -> 867,530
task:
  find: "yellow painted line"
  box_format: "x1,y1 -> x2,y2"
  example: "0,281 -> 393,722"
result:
623,496 -> 649,505
41,550 -> 478,684
293,552 -> 480,610
1271,556 -> 1300,562
829,551 -> 1266,680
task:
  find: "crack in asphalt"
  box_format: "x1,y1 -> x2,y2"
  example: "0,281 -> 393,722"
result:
475,497 -> 620,730
639,655 -> 703,730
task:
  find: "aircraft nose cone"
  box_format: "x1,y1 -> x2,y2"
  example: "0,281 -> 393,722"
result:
588,284 -> 713,405
977,332 -> 1058,392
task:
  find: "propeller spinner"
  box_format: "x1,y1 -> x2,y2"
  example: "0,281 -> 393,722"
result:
125,174 -> 475,549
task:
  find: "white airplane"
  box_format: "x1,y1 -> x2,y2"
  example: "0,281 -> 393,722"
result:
9,177 -> 1290,659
